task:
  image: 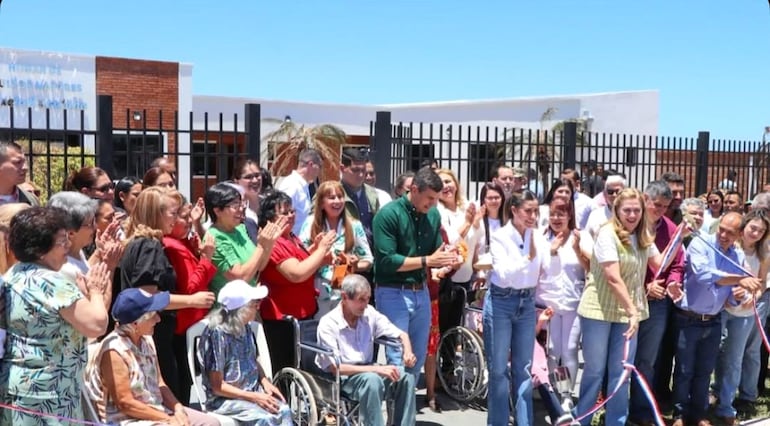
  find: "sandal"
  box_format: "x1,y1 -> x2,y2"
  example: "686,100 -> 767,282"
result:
427,398 -> 442,413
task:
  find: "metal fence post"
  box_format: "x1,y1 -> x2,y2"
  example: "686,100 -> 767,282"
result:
96,95 -> 114,178
245,103 -> 261,165
562,121 -> 578,171
372,111 -> 392,192
695,131 -> 710,195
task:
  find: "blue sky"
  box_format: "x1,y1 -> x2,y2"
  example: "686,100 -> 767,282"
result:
1,0 -> 768,140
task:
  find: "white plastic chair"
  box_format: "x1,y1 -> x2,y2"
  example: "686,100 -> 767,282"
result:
186,319 -> 273,426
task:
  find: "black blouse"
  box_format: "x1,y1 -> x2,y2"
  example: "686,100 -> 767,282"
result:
119,237 -> 177,294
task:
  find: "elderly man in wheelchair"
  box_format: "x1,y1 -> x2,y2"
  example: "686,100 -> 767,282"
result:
316,274 -> 418,426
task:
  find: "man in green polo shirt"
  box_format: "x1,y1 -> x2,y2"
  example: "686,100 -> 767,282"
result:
372,166 -> 458,378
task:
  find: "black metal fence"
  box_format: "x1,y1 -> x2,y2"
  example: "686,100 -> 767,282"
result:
1,97 -> 767,203
0,95 -> 260,202
369,111 -> 768,202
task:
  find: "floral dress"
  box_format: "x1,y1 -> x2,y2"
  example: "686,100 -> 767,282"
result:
0,262 -> 86,425
198,325 -> 292,426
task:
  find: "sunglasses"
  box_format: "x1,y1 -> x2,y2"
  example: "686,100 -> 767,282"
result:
92,182 -> 115,192
605,188 -> 620,196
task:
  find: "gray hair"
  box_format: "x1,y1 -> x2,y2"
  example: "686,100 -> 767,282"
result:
206,305 -> 251,336
753,192 -> 770,211
341,274 -> 371,299
298,149 -> 322,166
47,191 -> 98,229
643,180 -> 673,200
680,197 -> 706,212
116,311 -> 157,335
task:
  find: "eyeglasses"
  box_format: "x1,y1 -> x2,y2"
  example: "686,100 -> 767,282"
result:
55,235 -> 71,247
240,173 -> 262,181
226,201 -> 246,210
92,182 -> 115,192
606,188 -> 621,196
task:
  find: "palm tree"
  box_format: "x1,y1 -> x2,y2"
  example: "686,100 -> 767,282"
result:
500,108 -> 593,186
262,120 -> 349,181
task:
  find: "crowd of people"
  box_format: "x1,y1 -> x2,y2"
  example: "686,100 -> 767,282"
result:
0,137 -> 768,426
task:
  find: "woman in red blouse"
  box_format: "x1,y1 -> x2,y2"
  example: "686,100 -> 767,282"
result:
258,190 -> 335,374
161,195 -> 217,405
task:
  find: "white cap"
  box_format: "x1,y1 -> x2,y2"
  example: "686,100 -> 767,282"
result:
218,280 -> 268,311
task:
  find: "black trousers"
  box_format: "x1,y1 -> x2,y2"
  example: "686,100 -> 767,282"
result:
152,314 -> 183,403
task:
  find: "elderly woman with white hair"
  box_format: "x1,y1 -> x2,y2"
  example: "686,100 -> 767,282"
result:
86,288 -> 220,426
198,280 -> 292,426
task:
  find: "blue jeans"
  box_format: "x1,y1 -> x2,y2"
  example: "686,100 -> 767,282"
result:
714,311 -> 755,417
576,317 -> 637,426
630,297 -> 672,422
672,310 -> 722,422
737,292 -> 770,402
482,285 -> 535,426
374,285 -> 431,377
341,367 -> 416,426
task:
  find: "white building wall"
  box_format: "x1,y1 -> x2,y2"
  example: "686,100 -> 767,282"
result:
193,90 -> 660,197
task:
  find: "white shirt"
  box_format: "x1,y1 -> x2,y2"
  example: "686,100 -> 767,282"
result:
476,217 -> 502,255
537,231 -> 593,312
316,305 -> 402,371
373,187 -> 392,207
585,206 -> 612,239
60,251 -> 90,284
488,223 -> 554,290
574,192 -> 593,230
277,170 -> 312,235
438,202 -> 481,283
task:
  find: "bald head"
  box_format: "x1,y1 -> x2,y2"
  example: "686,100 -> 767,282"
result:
716,212 -> 743,250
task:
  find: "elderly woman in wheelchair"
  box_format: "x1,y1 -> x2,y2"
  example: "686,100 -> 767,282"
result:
197,280 -> 292,426
315,274 -> 418,426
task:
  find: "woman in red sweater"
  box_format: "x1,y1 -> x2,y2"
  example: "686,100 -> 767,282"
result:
258,190 -> 335,375
162,195 -> 217,405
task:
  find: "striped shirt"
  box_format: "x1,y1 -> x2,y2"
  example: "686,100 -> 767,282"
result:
577,225 -> 658,323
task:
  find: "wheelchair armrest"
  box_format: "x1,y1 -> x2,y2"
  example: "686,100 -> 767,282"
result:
299,341 -> 335,356
465,305 -> 483,315
374,335 -> 402,348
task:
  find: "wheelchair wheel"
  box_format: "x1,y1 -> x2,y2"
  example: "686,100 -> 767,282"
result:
273,367 -> 320,426
437,326 -> 487,402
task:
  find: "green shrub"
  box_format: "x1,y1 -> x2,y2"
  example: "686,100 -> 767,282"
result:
23,140 -> 96,204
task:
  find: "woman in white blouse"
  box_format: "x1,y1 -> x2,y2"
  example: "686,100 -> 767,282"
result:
436,169 -> 482,290
471,183 -> 506,288
536,197 -> 592,384
484,190 -> 554,426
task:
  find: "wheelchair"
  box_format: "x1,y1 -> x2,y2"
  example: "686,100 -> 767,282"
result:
435,285 -> 488,403
270,315 -> 402,426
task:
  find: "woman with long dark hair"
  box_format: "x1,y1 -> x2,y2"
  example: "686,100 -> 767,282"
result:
484,190 -> 552,426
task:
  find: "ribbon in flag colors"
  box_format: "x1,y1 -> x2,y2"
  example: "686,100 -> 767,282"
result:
690,230 -> 770,353
560,339 -> 666,426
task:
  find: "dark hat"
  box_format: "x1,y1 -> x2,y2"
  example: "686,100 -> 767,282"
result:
112,288 -> 170,324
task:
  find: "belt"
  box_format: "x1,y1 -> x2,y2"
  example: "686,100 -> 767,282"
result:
490,284 -> 536,297
675,308 -> 719,322
378,282 -> 425,291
